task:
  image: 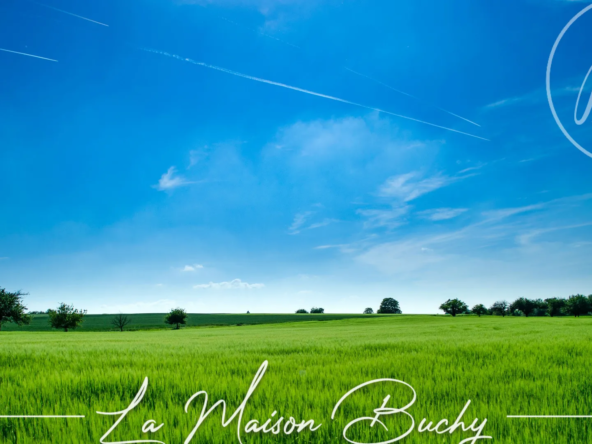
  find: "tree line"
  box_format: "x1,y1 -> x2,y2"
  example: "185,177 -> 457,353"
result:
439,295 -> 592,317
0,288 -> 189,332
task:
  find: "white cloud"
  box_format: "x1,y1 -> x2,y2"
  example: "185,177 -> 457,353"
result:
289,211 -> 313,234
357,206 -> 409,229
482,204 -> 546,221
193,279 -> 265,290
182,264 -> 204,272
417,208 -> 468,221
378,172 -> 459,202
153,167 -> 194,191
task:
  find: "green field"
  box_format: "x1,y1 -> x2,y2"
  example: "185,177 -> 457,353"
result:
2,312 -> 369,332
1,315 -> 591,444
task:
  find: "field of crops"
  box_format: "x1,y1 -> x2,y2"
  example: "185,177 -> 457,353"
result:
1,315 -> 591,444
1,312 -> 369,332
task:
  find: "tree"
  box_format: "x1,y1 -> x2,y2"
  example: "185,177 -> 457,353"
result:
111,313 -> 132,332
363,307 -> 374,314
439,299 -> 468,317
295,309 -> 308,314
310,307 -> 324,314
544,298 -> 566,317
490,301 -> 509,317
0,288 -> 31,331
471,304 -> 488,317
377,298 -> 402,314
565,295 -> 591,317
48,303 -> 86,332
510,298 -> 536,317
165,308 -> 187,329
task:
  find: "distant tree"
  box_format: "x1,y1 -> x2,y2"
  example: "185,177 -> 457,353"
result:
295,309 -> 308,314
544,298 -> 566,317
310,307 -> 324,314
377,298 -> 402,314
0,288 -> 31,331
439,299 -> 468,317
246,311 -> 250,314
510,298 -> 536,317
490,300 -> 509,317
363,307 -> 374,314
565,295 -> 591,317
471,304 -> 488,317
165,308 -> 187,329
111,313 -> 132,332
532,298 -> 548,317
28,310 -> 49,315
48,303 -> 86,332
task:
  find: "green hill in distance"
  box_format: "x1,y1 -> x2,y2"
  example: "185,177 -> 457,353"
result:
3,312 -> 373,332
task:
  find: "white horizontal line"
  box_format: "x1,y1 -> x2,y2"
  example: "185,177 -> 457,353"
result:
0,415 -> 85,418
508,415 -> 592,418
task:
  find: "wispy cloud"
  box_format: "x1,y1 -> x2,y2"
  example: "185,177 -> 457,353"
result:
193,279 -> 265,289
153,167 -> 194,191
357,206 -> 409,229
417,208 -> 468,221
482,203 -> 546,221
289,211 -> 313,234
378,172 -> 461,202
142,48 -> 489,141
0,47 -> 57,62
182,264 -> 204,272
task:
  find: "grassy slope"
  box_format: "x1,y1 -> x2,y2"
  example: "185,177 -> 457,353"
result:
1,315 -> 591,444
2,312 -> 370,331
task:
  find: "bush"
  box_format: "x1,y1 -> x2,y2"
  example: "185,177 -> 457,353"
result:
363,307 -> 374,314
295,309 -> 308,314
310,307 -> 324,314
377,298 -> 402,314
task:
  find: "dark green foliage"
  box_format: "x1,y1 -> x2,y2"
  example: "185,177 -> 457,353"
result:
545,298 -> 567,317
377,298 -> 402,314
439,299 -> 468,317
48,303 -> 86,332
164,308 -> 188,329
310,307 -> 324,314
565,295 -> 591,317
490,300 -> 509,317
111,313 -> 132,332
295,309 -> 308,314
471,304 -> 488,317
0,288 -> 31,331
363,307 -> 374,314
510,298 -> 537,317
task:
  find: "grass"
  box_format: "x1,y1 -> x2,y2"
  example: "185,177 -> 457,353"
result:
2,312 -> 370,332
1,315 -> 591,443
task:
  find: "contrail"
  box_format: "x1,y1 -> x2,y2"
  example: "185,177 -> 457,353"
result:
0,47 -> 57,62
32,1 -> 108,27
344,67 -> 481,127
142,48 -> 489,141
191,4 -> 479,127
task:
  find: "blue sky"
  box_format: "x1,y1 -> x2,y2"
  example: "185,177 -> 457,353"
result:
1,0 -> 591,314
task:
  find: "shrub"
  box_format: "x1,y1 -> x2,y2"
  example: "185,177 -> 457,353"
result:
363,307 -> 374,314
310,307 -> 324,314
295,309 -> 308,314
